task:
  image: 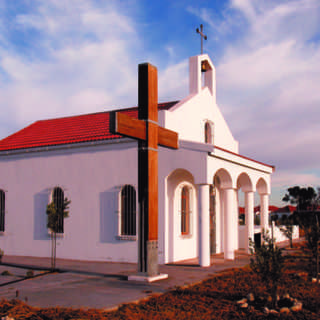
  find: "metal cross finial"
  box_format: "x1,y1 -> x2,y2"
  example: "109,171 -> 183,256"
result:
196,24 -> 207,54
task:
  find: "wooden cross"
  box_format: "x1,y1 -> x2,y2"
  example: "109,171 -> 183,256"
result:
110,63 -> 179,277
196,24 -> 207,54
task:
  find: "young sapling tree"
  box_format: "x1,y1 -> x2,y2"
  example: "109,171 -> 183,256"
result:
46,197 -> 70,270
249,230 -> 284,309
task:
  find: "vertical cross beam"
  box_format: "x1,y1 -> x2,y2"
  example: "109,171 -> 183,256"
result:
110,63 -> 178,279
196,24 -> 207,55
138,63 -> 159,276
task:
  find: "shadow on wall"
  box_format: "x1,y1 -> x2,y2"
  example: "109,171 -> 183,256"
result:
33,189 -> 50,240
99,189 -> 118,244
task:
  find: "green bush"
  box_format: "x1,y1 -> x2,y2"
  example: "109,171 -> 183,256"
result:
249,230 -> 284,308
1,270 -> 12,276
26,270 -> 34,278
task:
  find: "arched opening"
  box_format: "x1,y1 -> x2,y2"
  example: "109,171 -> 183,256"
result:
166,169 -> 197,263
181,186 -> 191,235
205,121 -> 213,144
256,178 -> 268,195
52,187 -> 64,233
0,190 -> 5,232
256,177 -> 270,231
120,185 -> 136,236
236,173 -> 254,251
212,169 -> 233,257
237,173 -> 253,226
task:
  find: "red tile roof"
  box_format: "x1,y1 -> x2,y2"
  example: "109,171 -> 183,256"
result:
269,205 -> 280,212
271,205 -> 296,213
239,205 -> 279,214
0,101 -> 178,152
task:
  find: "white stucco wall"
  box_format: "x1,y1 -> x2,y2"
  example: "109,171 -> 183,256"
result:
238,225 -> 299,248
159,54 -> 239,153
0,141 -> 140,263
272,225 -> 299,243
0,137 -> 210,265
161,90 -> 239,153
159,141 -> 208,264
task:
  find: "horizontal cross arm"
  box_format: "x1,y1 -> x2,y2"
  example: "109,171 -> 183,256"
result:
110,111 -> 146,141
110,111 -> 178,149
158,127 -> 179,149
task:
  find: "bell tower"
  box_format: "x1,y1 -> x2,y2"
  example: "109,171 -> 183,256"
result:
189,54 -> 216,101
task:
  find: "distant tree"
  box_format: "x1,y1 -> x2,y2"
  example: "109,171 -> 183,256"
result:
283,186 -> 320,277
250,231 -> 284,308
271,214 -> 279,223
282,186 -> 317,211
46,197 -> 70,270
298,211 -> 320,277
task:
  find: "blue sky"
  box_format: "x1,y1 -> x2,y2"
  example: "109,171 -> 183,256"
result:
0,0 -> 320,206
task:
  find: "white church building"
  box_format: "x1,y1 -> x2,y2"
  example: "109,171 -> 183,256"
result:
0,54 -> 274,267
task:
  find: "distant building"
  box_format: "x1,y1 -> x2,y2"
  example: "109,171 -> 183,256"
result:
270,205 -> 296,220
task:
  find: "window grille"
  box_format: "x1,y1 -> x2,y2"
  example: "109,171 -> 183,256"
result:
0,190 -> 5,232
52,187 -> 64,233
121,185 -> 136,236
181,186 -> 191,235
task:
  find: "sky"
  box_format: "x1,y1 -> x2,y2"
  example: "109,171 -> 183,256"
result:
0,0 -> 319,206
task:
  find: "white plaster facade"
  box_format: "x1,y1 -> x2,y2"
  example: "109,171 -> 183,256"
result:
0,54 -> 274,266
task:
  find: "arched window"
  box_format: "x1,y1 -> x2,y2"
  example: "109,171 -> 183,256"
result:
52,187 -> 64,233
181,186 -> 191,235
121,185 -> 136,236
205,121 -> 213,144
0,190 -> 5,232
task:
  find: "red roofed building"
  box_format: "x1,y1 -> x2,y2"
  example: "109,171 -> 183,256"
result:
0,102 -> 177,152
270,205 -> 296,220
0,55 -> 274,266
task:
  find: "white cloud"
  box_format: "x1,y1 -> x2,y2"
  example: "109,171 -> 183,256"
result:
186,0 -> 320,196
272,170 -> 320,189
0,0 -> 141,132
211,1 -> 320,182
0,0 -> 319,202
158,60 -> 188,102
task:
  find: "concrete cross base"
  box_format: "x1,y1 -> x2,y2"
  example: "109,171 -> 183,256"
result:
128,273 -> 168,283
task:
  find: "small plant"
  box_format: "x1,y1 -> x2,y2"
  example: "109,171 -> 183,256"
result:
1,270 -> 12,276
249,230 -> 284,309
46,196 -> 71,270
26,270 -> 34,278
280,224 -> 294,248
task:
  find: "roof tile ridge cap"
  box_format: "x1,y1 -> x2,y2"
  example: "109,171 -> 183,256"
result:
22,101 -> 179,124
37,110 -> 113,123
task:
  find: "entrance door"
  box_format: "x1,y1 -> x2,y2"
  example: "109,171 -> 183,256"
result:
209,185 -> 216,254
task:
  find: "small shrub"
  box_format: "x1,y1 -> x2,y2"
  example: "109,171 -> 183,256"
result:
26,270 -> 34,278
1,270 -> 12,276
249,230 -> 284,308
0,248 -> 4,262
280,224 -> 294,248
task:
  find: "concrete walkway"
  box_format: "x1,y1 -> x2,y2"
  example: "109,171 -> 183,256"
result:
0,250 -> 251,310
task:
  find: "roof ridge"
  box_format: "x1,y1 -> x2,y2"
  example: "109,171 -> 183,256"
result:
37,100 -> 179,123
0,100 -> 179,152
